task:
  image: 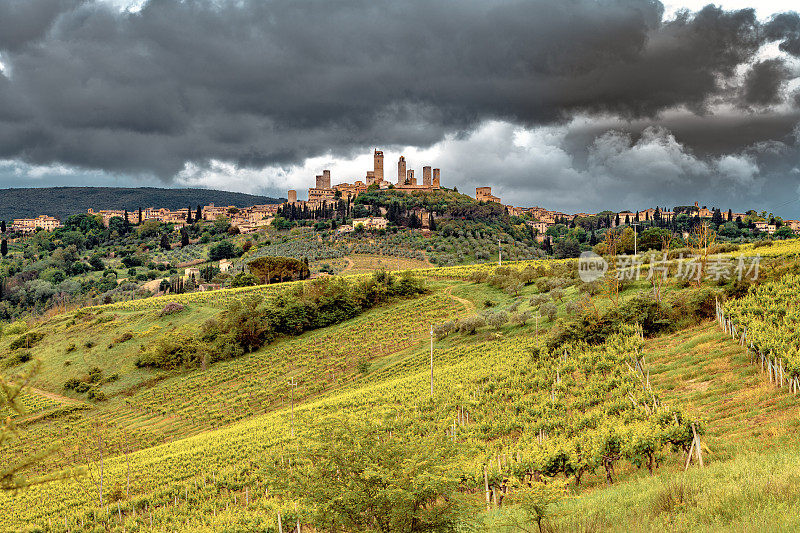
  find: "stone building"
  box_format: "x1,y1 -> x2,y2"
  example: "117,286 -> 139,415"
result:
476,187 -> 501,203
287,190 -> 298,203
316,170 -> 331,190
432,168 -> 440,187
12,215 -> 62,233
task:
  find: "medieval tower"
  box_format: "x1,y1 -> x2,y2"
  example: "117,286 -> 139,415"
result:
422,166 -> 432,187
373,149 -> 384,182
397,156 -> 406,185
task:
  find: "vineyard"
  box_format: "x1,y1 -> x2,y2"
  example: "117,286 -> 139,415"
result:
721,274 -> 800,386
2,250 -> 800,531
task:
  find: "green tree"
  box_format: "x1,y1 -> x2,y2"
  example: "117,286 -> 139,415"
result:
209,240 -> 238,260
180,227 -> 190,247
0,239 -> 6,257
159,233 -> 171,250
272,417 -> 463,532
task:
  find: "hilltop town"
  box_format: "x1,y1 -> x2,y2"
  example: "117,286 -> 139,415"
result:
7,147 -> 800,239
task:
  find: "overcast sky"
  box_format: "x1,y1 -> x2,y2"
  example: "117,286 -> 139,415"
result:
1,0 -> 799,217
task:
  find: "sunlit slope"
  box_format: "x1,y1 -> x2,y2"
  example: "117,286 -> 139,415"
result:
0,282 -> 473,478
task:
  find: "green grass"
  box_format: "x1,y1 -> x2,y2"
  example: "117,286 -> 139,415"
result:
3,263 -> 800,531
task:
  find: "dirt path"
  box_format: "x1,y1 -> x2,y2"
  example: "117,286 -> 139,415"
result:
340,256 -> 354,274
29,387 -> 86,406
444,284 -> 475,313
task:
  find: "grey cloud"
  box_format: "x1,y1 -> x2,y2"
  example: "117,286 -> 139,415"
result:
0,0 -> 797,179
741,59 -> 791,106
764,11 -> 800,57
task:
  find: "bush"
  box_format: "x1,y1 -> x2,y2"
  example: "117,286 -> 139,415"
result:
64,378 -> 81,390
113,331 -> 134,344
4,351 -> 32,366
159,302 -> 185,316
9,332 -> 44,350
87,389 -> 107,402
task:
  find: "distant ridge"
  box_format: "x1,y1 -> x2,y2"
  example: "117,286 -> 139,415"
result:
0,187 -> 285,222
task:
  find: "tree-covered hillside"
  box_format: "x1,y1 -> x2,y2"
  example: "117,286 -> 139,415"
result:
0,187 -> 284,222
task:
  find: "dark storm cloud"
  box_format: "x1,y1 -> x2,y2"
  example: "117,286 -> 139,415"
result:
741,59 -> 791,106
0,0 -> 798,180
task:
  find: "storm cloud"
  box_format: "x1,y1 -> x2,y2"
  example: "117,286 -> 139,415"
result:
0,0 -> 799,214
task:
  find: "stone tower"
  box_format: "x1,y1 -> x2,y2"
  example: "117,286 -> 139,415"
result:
432,168 -> 440,188
398,156 -> 406,185
422,166 -> 432,187
407,169 -> 416,185
322,170 -> 331,189
288,190 -> 297,203
373,150 -> 384,182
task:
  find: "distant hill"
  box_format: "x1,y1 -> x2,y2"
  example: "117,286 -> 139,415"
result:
0,187 -> 285,222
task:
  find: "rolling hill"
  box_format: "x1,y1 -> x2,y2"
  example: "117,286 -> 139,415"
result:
1,250 -> 800,531
0,187 -> 284,222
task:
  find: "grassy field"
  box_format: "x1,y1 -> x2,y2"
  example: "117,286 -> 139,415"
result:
2,252 -> 800,531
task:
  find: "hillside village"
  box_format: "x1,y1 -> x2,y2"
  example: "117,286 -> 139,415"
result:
9,149 -> 799,240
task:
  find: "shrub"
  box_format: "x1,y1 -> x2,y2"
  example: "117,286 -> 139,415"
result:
65,343 -> 76,353
9,332 -> 44,350
63,378 -> 81,390
113,331 -> 134,344
159,302 -> 185,316
4,351 -> 32,366
87,389 -> 107,402
87,367 -> 103,383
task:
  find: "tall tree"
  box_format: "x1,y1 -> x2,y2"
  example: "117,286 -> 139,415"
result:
186,206 -> 193,224
196,205 -> 202,222
180,227 -> 190,247
160,233 -> 171,250
138,207 -> 143,225
0,221 -> 5,233
0,239 -> 6,257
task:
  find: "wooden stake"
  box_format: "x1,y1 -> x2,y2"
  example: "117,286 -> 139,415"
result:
484,467 -> 490,511
691,423 -> 704,467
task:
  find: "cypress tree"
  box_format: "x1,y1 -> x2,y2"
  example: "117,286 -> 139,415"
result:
1,239 -> 7,257
0,221 -> 5,233
196,205 -> 202,222
187,206 -> 193,224
180,227 -> 190,247
160,233 -> 171,250
138,207 -> 143,224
